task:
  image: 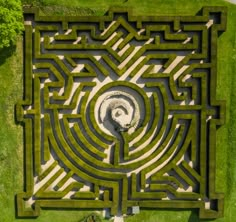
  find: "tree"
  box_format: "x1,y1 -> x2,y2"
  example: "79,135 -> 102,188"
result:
0,0 -> 24,49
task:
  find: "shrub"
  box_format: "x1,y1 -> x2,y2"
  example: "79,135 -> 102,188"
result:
0,0 -> 24,49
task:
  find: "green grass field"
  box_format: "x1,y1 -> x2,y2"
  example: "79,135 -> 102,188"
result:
0,0 -> 235,221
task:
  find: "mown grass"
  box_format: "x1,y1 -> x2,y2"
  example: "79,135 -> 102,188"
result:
21,0 -> 228,15
0,0 -> 235,221
0,39 -> 24,222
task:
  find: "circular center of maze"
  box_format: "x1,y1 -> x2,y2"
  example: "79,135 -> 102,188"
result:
98,91 -> 141,135
92,82 -> 146,138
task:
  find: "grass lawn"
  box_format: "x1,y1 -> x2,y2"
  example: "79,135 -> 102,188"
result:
0,0 -> 235,221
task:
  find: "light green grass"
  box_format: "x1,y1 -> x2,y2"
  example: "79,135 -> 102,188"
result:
0,0 -> 235,221
0,40 -> 24,222
22,0 -> 228,15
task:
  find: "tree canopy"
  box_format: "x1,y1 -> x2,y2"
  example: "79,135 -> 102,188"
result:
0,0 -> 24,49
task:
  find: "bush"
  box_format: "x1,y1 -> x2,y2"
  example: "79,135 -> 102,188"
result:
0,0 -> 24,49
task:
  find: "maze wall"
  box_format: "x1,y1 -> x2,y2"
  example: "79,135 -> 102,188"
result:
16,7 -> 227,220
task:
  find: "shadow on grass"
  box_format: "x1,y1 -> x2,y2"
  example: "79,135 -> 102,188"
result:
0,44 -> 16,66
188,210 -> 216,222
188,210 -> 200,222
79,212 -> 102,222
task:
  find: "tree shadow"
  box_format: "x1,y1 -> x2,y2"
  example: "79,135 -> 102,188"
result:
188,210 -> 216,222
188,210 -> 200,222
0,44 -> 17,66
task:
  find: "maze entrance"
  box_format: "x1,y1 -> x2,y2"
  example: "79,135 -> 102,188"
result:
16,7 -> 226,220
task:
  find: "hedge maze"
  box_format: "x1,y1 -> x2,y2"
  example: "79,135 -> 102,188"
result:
16,6 -> 227,220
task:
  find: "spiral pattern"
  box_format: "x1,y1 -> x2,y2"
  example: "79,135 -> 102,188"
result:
97,91 -> 141,135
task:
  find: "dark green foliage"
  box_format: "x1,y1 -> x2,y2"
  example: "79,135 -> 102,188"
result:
79,213 -> 102,222
0,0 -> 24,49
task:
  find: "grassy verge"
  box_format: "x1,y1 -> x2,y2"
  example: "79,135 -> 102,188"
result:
0,39 -> 24,222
